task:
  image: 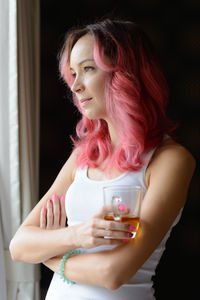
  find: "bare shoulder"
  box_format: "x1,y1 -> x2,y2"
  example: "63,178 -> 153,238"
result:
145,138 -> 196,208
148,138 -> 196,177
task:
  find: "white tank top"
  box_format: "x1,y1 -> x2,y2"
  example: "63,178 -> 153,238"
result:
45,149 -> 182,300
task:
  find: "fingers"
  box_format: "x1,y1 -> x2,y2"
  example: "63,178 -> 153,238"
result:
85,215 -> 133,246
94,228 -> 132,239
86,207 -> 134,246
52,194 -> 60,228
60,196 -> 66,227
47,199 -> 54,229
94,217 -> 131,233
40,205 -> 47,229
40,194 -> 66,230
75,206 -> 135,248
90,218 -> 132,239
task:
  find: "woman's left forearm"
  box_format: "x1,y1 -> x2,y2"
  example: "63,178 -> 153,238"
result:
43,250 -> 115,289
43,238 -> 143,290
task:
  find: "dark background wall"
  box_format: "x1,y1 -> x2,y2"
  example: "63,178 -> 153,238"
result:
40,1 -> 200,299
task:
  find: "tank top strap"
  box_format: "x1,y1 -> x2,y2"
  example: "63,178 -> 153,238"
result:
74,166 -> 87,181
142,134 -> 170,172
142,147 -> 157,174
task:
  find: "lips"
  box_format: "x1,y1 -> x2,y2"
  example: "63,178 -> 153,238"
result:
80,97 -> 92,103
80,98 -> 92,106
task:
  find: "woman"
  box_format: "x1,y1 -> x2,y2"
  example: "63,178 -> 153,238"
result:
10,19 -> 195,299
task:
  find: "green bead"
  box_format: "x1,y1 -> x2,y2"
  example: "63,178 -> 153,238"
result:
58,249 -> 84,284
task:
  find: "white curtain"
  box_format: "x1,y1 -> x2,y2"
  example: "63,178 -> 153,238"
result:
0,0 -> 40,299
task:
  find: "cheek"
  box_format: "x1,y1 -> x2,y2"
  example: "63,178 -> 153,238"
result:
91,74 -> 108,99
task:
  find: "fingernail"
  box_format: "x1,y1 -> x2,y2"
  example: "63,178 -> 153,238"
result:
43,205 -> 47,211
128,232 -> 133,238
129,225 -> 136,231
48,199 -> 52,205
123,239 -> 129,243
61,196 -> 65,202
118,204 -> 126,211
53,194 -> 58,200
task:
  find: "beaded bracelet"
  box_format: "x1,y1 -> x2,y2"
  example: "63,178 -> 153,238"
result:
59,249 -> 82,284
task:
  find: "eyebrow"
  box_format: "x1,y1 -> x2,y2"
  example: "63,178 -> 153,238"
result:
70,58 -> 94,70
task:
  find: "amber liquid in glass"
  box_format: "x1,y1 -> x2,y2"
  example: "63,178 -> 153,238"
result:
104,215 -> 140,238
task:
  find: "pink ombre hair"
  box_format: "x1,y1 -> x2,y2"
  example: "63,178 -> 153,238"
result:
58,19 -> 176,172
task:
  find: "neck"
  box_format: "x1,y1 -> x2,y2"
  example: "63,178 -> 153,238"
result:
106,119 -> 119,149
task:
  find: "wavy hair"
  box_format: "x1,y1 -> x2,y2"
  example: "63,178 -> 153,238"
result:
58,19 -> 176,172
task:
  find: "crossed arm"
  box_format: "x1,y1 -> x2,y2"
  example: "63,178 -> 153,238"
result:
9,141 -> 195,290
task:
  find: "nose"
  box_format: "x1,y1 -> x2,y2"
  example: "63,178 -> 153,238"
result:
71,76 -> 85,93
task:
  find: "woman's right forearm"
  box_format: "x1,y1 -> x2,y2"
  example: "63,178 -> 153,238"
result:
9,225 -> 77,264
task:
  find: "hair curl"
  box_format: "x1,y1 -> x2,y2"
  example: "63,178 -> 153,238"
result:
58,18 -> 177,172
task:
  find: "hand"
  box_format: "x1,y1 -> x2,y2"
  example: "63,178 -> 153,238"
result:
40,194 -> 66,230
74,206 -> 133,249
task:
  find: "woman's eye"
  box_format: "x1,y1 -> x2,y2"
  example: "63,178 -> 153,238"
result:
84,66 -> 95,72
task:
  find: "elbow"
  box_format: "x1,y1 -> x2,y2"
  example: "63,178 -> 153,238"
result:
104,275 -> 124,291
9,238 -> 41,264
9,238 -> 21,262
9,228 -> 43,264
106,280 -> 123,291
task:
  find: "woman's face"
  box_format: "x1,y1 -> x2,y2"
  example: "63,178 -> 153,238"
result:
69,34 -> 110,120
